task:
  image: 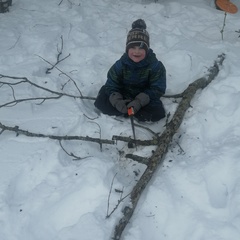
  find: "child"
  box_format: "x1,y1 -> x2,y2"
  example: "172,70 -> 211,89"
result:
94,19 -> 166,122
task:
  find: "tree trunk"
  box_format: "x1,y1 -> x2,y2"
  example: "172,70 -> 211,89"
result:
112,53 -> 225,240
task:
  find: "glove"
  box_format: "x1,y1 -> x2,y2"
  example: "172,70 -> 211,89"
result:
127,92 -> 150,114
109,92 -> 131,114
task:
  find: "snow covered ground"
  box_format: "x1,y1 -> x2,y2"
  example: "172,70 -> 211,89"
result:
0,0 -> 240,239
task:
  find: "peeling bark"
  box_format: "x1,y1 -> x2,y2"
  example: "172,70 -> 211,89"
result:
112,53 -> 225,240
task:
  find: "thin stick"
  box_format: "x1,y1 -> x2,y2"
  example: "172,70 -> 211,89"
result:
36,55 -> 83,97
220,12 -> 227,41
106,173 -> 118,218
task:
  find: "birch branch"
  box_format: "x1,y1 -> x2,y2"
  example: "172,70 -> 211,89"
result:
112,53 -> 226,240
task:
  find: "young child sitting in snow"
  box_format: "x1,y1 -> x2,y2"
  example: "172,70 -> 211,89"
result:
94,19 -> 166,122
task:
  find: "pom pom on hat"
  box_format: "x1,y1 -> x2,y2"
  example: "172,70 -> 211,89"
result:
132,19 -> 147,30
126,19 -> 149,53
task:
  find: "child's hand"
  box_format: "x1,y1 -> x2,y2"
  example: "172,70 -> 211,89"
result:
127,92 -> 150,113
127,99 -> 141,113
109,92 -> 131,114
115,99 -> 131,113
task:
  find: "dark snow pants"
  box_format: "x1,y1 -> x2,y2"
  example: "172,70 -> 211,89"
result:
94,86 -> 165,122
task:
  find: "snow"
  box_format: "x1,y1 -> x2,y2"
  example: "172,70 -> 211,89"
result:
1,0 -> 240,239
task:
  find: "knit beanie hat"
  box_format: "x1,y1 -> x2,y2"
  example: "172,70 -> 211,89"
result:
126,19 -> 150,53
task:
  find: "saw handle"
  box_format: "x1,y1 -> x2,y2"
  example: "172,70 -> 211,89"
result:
128,107 -> 134,116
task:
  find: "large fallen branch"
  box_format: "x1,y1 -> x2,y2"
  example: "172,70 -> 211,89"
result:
0,122 -> 114,146
112,53 -> 226,240
0,122 -> 162,148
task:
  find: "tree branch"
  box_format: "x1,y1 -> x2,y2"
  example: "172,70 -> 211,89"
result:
37,55 -> 83,97
112,135 -> 159,146
0,74 -> 96,107
46,35 -> 71,74
59,140 -> 91,160
125,154 -> 149,165
0,122 -> 114,146
112,53 -> 226,240
0,96 -> 62,108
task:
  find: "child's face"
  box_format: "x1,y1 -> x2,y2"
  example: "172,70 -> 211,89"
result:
128,46 -> 146,62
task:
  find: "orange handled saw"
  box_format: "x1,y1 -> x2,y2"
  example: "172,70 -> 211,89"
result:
128,107 -> 137,148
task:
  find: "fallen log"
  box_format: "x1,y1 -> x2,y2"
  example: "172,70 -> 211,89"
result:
112,53 -> 226,240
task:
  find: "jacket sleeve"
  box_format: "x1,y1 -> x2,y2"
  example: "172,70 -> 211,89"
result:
104,60 -> 123,96
144,61 -> 166,100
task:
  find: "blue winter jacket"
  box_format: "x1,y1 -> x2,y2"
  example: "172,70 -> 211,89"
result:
104,49 -> 166,104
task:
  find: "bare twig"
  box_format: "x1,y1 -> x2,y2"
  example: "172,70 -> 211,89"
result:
58,0 -> 64,6
46,53 -> 71,74
46,35 -> 71,74
83,113 -> 98,121
106,190 -> 131,219
59,140 -> 91,160
60,78 -> 71,90
220,12 -> 227,41
0,96 -> 62,108
7,35 -> 21,50
106,173 -> 118,217
0,74 -> 96,105
37,55 -> 83,97
0,74 -> 71,97
8,84 -> 17,101
176,142 -> 185,155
